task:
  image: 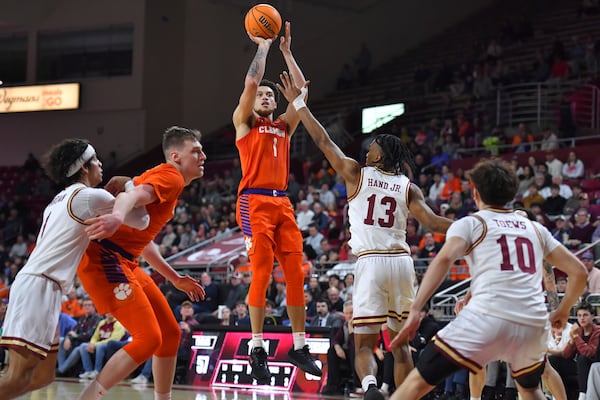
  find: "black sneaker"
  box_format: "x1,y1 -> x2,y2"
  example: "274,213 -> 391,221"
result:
286,345 -> 322,376
364,384 -> 385,400
249,347 -> 271,384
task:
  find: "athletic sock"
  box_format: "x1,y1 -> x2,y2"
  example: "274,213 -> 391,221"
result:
293,331 -> 306,350
154,392 -> 172,400
361,375 -> 377,392
251,333 -> 264,349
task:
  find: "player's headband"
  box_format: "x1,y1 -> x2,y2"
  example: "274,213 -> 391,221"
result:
66,144 -> 96,177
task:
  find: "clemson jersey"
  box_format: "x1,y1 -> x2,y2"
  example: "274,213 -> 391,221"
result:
109,163 -> 184,257
236,117 -> 290,194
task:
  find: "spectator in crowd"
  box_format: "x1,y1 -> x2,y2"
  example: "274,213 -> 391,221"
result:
296,200 -> 314,234
311,202 -> 330,232
310,299 -> 342,329
512,123 -> 536,153
569,208 -> 596,248
540,175 -> 573,200
78,314 -> 127,380
233,300 -> 250,326
562,151 -> 586,180
57,299 -> 102,376
418,231 -> 443,263
322,300 -> 358,395
540,128 -> 560,151
61,288 -> 84,318
551,215 -> 572,245
221,272 -> 247,310
581,251 -> 600,293
564,184 -> 585,216
543,184 -> 568,219
545,152 -> 564,179
196,272 -> 219,315
559,303 -> 600,399
304,290 -> 317,319
326,287 -> 345,314
305,223 -> 325,258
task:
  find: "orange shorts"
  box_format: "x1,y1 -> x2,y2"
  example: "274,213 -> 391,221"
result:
78,240 -> 141,315
236,193 -> 303,257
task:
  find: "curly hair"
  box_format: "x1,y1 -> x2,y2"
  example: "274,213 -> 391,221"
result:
374,134 -> 415,177
43,138 -> 92,187
259,79 -> 280,103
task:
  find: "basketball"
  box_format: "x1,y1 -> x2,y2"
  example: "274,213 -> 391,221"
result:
244,4 -> 282,39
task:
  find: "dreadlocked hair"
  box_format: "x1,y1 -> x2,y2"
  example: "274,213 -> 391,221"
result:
374,134 -> 415,178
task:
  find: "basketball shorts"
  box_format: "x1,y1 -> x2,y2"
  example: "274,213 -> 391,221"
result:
0,273 -> 61,358
352,253 -> 415,333
433,308 -> 548,375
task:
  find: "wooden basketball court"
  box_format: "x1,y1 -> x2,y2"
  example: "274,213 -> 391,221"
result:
18,378 -> 343,399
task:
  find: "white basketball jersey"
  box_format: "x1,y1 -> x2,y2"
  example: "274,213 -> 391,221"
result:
449,209 -> 561,327
348,167 -> 411,256
19,183 -> 147,293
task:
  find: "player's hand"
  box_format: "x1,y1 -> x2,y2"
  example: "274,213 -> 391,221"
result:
454,297 -> 468,314
247,32 -> 273,47
548,309 -> 569,330
390,309 -> 420,349
85,214 -> 124,240
104,176 -> 130,196
279,21 -> 292,55
335,346 -> 346,359
276,71 -> 309,103
174,275 -> 205,302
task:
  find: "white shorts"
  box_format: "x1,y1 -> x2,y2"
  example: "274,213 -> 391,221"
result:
352,253 -> 415,333
434,308 -> 548,375
0,273 -> 62,358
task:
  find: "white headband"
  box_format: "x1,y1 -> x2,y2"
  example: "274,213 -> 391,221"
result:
66,144 -> 96,177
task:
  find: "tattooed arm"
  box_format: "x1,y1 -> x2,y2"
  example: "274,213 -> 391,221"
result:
233,34 -> 274,140
543,261 -> 560,311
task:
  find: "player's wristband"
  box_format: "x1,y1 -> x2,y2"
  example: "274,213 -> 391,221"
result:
292,95 -> 306,111
124,180 -> 134,192
292,86 -> 308,111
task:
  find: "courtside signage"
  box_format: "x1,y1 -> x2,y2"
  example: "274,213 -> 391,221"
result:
0,83 -> 80,113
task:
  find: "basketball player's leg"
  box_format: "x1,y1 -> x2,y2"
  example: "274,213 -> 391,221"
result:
136,269 -> 180,396
469,367 -> 486,399
0,347 -> 43,399
386,327 -> 414,387
26,351 -> 58,393
78,289 -> 161,399
354,330 -> 381,390
542,359 -> 567,400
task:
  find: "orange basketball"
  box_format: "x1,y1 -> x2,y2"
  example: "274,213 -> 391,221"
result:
244,4 -> 282,39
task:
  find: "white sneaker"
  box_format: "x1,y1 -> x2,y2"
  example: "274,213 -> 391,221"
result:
78,371 -> 93,379
130,374 -> 149,384
88,370 -> 99,380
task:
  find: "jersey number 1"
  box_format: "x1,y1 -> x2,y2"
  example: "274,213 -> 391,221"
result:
497,235 -> 536,274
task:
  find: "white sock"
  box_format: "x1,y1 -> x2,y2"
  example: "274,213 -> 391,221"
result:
381,382 -> 389,392
154,392 -> 171,400
251,333 -> 263,349
77,380 -> 107,400
293,332 -> 306,350
578,393 -> 586,400
470,397 -> 481,400
361,375 -> 377,391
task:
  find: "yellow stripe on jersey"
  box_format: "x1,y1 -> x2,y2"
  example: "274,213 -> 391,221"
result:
353,315 -> 388,325
67,187 -> 87,224
465,214 -> 487,256
0,338 -> 49,358
347,168 -> 363,202
432,336 -> 482,373
356,249 -> 409,257
512,360 -> 545,378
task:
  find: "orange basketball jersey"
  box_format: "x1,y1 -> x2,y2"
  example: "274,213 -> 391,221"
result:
236,117 -> 290,194
109,163 -> 184,257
